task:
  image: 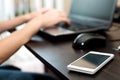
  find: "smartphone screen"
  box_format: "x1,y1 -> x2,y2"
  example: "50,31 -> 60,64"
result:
71,53 -> 110,69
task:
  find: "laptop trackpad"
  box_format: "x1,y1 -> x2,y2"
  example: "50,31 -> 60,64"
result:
41,27 -> 74,36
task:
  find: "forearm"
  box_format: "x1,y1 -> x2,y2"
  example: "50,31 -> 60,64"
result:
0,8 -> 49,33
0,21 -> 42,64
0,15 -> 29,33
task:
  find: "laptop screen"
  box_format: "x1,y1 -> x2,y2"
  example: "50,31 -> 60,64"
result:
69,0 -> 117,27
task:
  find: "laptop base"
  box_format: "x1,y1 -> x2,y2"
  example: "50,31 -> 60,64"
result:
37,30 -> 79,41
37,29 -> 106,42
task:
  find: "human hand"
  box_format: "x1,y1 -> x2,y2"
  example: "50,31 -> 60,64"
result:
19,9 -> 70,43
24,8 -> 70,34
32,9 -> 70,28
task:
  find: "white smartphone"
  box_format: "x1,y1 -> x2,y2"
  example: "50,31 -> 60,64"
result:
67,51 -> 114,75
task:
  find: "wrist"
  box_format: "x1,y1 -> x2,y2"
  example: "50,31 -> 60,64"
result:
23,13 -> 32,22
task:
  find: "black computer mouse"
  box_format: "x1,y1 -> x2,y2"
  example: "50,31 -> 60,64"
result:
72,33 -> 106,49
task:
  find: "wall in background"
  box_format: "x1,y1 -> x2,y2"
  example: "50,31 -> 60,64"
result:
1,0 -> 120,20
0,0 -> 72,20
64,0 -> 71,14
118,0 -> 120,7
0,0 -> 4,20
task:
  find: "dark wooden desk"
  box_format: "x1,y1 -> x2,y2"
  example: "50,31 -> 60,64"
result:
25,25 -> 120,80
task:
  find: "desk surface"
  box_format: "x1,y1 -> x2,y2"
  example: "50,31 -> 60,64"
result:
26,23 -> 120,80
25,33 -> 120,80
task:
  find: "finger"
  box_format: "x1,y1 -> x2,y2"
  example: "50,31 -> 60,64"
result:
59,11 -> 68,18
59,12 -> 70,23
53,17 -> 71,26
60,17 -> 71,25
39,8 -> 50,14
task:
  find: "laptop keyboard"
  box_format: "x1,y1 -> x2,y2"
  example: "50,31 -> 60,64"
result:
62,21 -> 108,32
62,22 -> 96,31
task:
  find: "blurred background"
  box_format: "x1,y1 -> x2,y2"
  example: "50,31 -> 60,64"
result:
0,0 -> 120,21
0,0 -> 71,21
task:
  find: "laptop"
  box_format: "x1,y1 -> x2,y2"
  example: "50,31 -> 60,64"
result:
39,0 -> 117,38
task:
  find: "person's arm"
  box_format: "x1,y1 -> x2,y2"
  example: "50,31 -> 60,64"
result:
0,16 -> 28,32
0,20 -> 42,63
0,9 -> 70,64
0,8 -> 48,33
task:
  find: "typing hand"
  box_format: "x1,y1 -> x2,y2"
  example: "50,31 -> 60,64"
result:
55,21 -> 70,28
